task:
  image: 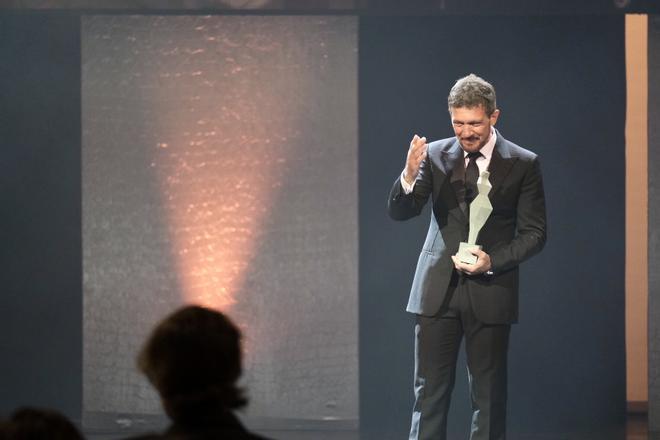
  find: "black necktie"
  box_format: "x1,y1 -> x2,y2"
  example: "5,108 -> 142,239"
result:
465,151 -> 482,204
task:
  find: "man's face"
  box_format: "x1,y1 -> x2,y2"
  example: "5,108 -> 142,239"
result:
450,105 -> 500,153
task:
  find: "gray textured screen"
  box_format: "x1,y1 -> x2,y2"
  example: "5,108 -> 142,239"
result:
82,15 -> 357,426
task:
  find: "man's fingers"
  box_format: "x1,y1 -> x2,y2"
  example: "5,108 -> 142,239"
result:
410,136 -> 427,149
452,254 -> 483,276
412,143 -> 427,161
414,137 -> 427,151
410,135 -> 420,149
408,139 -> 427,165
405,135 -> 428,183
451,255 -> 465,271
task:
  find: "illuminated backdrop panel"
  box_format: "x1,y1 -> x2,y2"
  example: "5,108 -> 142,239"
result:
82,15 -> 357,424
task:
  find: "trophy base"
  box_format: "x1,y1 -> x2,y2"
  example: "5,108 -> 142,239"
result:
457,242 -> 482,265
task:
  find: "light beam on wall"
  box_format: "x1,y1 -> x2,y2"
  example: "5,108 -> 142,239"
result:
146,16 -> 310,310
82,15 -> 358,421
154,134 -> 290,310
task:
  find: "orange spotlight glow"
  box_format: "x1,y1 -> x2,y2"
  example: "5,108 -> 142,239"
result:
148,19 -> 302,310
155,135 -> 289,310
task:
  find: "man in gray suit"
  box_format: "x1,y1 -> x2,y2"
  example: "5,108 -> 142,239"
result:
388,74 -> 546,440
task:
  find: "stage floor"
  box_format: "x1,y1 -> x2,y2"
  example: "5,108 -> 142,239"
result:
85,413 -> 652,440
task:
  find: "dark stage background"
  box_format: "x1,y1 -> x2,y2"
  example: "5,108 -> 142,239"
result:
1,11 -> 628,439
0,12 -> 82,420
359,15 -> 626,439
649,14 -> 660,432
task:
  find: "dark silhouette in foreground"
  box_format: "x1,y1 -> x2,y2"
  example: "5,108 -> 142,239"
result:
0,407 -> 84,440
127,305 -> 271,440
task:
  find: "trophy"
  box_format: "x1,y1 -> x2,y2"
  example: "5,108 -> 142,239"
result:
457,170 -> 493,264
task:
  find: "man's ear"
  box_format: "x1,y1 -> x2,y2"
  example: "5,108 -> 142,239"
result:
490,109 -> 500,126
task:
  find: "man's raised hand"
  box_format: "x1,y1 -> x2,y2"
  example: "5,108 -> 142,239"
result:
404,135 -> 427,185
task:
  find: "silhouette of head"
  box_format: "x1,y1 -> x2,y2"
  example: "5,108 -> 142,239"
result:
137,305 -> 247,423
0,407 -> 84,440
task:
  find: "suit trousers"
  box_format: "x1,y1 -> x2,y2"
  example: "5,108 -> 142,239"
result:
409,273 -> 510,440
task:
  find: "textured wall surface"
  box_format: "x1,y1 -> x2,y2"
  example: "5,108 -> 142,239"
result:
649,13 -> 660,433
82,15 -> 357,425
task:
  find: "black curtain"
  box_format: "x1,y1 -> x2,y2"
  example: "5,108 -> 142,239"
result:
0,13 -> 82,419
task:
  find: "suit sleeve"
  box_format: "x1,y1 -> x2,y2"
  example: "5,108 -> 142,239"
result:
489,156 -> 547,272
387,156 -> 433,221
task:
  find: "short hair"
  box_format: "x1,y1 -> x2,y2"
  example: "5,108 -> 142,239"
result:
447,74 -> 497,116
1,407 -> 84,440
137,305 -> 247,422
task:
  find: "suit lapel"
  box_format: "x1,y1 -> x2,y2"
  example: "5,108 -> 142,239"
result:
487,131 -> 518,196
440,140 -> 467,222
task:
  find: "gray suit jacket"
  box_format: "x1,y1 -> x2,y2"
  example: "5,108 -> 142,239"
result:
388,130 -> 546,324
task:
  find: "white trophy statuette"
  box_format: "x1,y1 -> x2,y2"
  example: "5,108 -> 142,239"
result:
457,170 -> 493,265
